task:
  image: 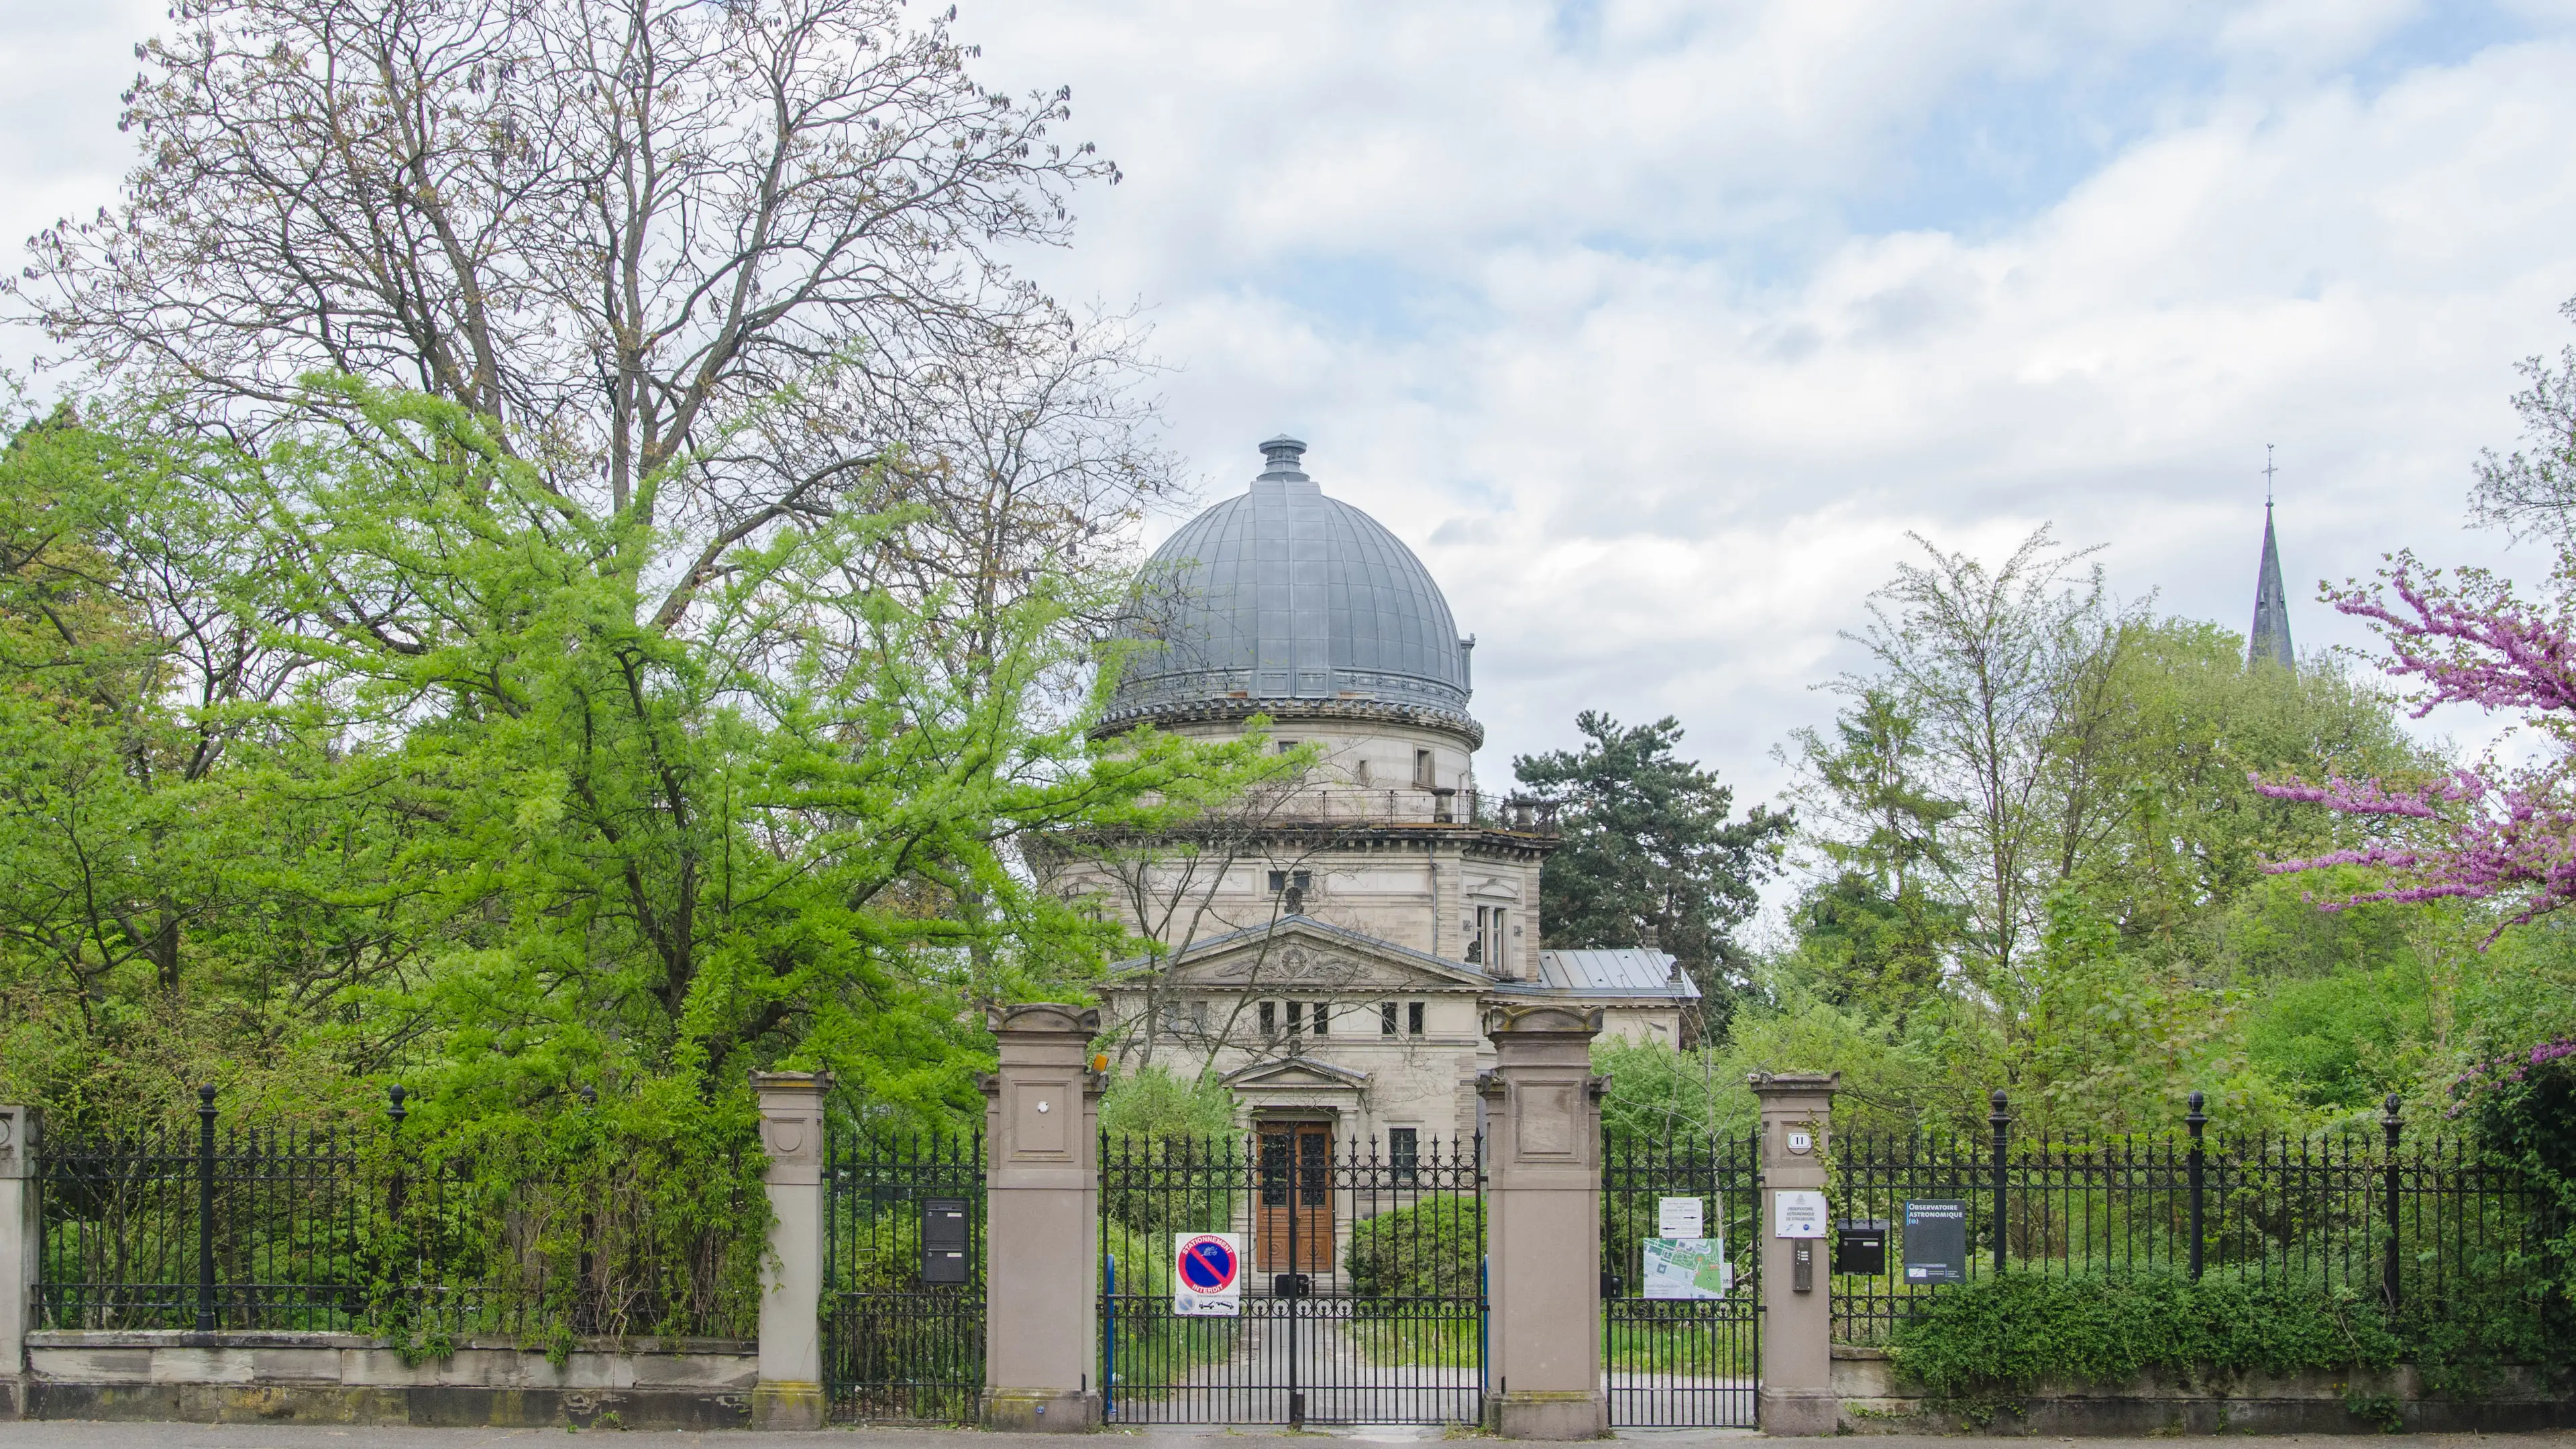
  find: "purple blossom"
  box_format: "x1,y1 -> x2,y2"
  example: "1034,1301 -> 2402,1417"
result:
2251,551 -> 2576,943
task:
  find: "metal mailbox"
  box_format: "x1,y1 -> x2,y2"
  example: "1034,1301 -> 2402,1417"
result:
921,1195 -> 970,1284
1833,1218 -> 1888,1275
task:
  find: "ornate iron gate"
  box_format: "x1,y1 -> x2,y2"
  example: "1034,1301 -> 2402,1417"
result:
1601,1133 -> 1762,1427
1099,1130 -> 1484,1426
822,1129 -> 984,1422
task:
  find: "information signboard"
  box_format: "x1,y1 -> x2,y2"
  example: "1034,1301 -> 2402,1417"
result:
1172,1232 -> 1242,1317
1773,1189 -> 1827,1239
1902,1199 -> 1968,1283
1657,1195 -> 1703,1238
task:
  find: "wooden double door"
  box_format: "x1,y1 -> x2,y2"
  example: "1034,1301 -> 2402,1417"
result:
1256,1124 -> 1334,1273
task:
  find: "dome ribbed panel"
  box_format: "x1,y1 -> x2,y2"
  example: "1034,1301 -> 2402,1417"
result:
1112,475 -> 1470,719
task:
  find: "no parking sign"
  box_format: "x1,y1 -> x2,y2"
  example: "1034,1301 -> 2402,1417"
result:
1173,1232 -> 1242,1317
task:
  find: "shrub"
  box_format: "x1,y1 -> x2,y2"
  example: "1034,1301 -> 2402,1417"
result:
1345,1194 -> 1482,1301
1887,1270 -> 2400,1417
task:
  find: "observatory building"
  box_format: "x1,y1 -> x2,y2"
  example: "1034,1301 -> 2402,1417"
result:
1043,435 -> 1697,1161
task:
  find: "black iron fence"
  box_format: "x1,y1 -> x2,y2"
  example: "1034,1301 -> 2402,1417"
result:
35,1086 -> 759,1339
822,1128 -> 985,1423
1831,1090 -> 2558,1346
1601,1132 -> 1762,1427
1099,1130 -> 1484,1427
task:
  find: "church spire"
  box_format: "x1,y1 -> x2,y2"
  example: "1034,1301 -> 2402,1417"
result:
2249,445 -> 2294,670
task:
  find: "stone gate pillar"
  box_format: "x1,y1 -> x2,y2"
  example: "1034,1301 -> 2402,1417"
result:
1751,1071 -> 1839,1434
751,1071 -> 830,1430
1,1105 -> 34,1421
981,1004 -> 1103,1432
1480,1005 -> 1607,1440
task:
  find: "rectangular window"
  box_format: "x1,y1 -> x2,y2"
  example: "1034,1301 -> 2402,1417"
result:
1268,869 -> 1311,895
1311,1002 -> 1330,1036
1286,1001 -> 1304,1033
1260,1000 -> 1277,1036
1190,1000 -> 1208,1033
1277,739 -> 1299,753
1381,1002 -> 1398,1036
1407,1001 -> 1426,1036
1389,1127 -> 1419,1183
1413,748 -> 1434,788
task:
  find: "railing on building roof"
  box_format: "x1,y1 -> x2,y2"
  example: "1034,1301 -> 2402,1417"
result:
1250,786 -> 1559,834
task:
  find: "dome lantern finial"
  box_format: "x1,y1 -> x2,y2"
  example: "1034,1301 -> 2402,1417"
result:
1258,434 -> 1308,478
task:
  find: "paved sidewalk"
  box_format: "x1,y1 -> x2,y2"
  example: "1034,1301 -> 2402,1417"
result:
1,1427 -> 2573,1448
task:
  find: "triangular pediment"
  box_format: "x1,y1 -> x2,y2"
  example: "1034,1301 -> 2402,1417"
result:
1224,1055 -> 1372,1090
1127,917 -> 1489,992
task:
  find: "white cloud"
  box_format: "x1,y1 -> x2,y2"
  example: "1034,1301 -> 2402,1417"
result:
7,0 -> 2572,827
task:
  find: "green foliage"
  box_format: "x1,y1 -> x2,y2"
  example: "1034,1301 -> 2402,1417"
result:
0,382 -> 1273,1340
1344,1194 -> 1483,1301
1099,1065 -> 1238,1144
1513,712 -> 1792,1026
2453,1037 -> 2576,1307
1774,578 -> 2459,1138
365,1093 -> 769,1358
1888,1271 -> 2402,1417
2243,966 -> 2432,1110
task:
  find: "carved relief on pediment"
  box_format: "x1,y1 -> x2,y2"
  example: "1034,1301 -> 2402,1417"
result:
1174,941 -> 1448,991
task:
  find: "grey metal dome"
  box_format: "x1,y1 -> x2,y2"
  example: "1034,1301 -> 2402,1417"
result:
1106,437 -> 1475,731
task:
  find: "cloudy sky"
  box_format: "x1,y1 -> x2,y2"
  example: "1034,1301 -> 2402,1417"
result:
7,0 -> 2575,822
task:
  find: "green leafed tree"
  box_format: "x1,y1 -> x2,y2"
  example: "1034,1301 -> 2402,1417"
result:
1511,712 -> 1790,1028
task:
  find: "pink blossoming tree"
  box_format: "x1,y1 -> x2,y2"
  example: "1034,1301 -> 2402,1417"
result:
2253,550 -> 2576,941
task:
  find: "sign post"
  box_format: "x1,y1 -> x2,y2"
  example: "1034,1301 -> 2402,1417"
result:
1172,1232 -> 1242,1318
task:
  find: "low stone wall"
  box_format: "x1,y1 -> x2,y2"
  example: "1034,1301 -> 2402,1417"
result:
1835,1346 -> 2576,1435
9,1330 -> 757,1428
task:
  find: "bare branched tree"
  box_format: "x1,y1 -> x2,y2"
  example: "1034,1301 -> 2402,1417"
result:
1836,526 -> 2139,979
13,0 -> 1170,636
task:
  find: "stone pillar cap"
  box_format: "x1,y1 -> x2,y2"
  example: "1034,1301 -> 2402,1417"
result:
1746,1070 -> 1841,1093
987,1002 -> 1102,1035
749,1069 -> 833,1092
1483,1004 -> 1603,1039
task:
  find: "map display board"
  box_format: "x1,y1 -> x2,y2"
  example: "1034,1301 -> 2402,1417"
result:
1640,1235 -> 1735,1299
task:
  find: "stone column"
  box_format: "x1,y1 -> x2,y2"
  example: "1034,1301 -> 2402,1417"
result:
1,1106 -> 38,1420
751,1071 -> 831,1430
1751,1071 -> 1839,1434
1479,1004 -> 1606,1440
981,1004 -> 1103,1432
